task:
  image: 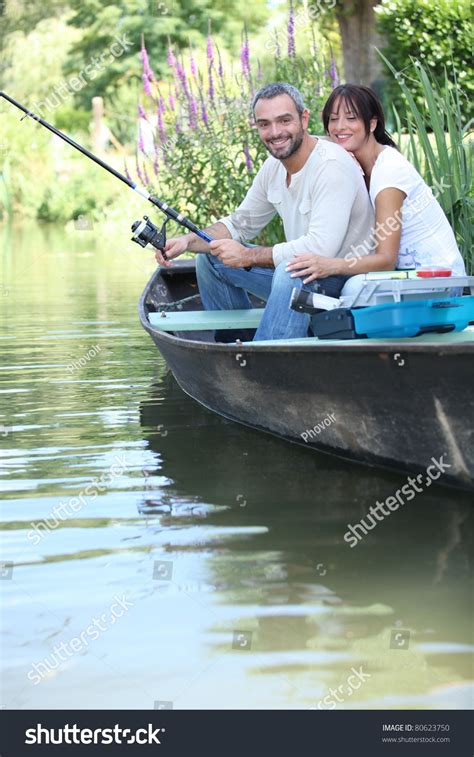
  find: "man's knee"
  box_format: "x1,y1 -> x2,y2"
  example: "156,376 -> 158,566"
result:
195,252 -> 213,276
272,261 -> 292,283
271,261 -> 302,295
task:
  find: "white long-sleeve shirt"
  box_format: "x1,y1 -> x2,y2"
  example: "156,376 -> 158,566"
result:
218,138 -> 374,267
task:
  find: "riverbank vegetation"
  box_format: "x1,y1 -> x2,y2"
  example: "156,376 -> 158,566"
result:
0,0 -> 472,269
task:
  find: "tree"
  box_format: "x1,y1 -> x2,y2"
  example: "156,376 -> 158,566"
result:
63,0 -> 269,108
332,1 -> 383,87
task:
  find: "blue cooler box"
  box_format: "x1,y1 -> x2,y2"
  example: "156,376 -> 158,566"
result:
312,296 -> 474,340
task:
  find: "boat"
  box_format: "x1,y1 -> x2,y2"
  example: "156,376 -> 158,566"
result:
139,259 -> 474,491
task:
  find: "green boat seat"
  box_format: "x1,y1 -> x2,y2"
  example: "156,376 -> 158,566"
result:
148,308 -> 265,331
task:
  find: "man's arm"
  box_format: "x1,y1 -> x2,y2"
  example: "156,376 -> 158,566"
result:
182,221 -> 232,253
158,160 -> 276,266
209,240 -> 274,268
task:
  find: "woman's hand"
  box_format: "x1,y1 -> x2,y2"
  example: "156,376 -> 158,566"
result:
286,253 -> 343,284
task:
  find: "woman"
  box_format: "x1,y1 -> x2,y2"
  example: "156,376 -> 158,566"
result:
286,84 -> 466,284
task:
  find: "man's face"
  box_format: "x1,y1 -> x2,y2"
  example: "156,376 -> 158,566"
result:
254,94 -> 308,160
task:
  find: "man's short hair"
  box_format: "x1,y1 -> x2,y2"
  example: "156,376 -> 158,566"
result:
252,82 -> 306,116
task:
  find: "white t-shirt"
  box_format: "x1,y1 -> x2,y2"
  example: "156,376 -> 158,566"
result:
219,139 -> 374,267
370,147 -> 466,276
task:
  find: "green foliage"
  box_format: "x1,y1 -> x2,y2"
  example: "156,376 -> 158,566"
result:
134,9 -> 335,245
384,55 -> 473,273
63,0 -> 270,108
375,0 -> 473,122
36,170 -> 118,223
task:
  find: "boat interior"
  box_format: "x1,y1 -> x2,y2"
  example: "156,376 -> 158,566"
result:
143,261 -> 474,346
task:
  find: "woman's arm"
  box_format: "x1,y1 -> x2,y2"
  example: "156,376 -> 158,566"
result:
286,187 -> 406,283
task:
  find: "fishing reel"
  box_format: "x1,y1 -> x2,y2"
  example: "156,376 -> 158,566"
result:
131,215 -> 168,253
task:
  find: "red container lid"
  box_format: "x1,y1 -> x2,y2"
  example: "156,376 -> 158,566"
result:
416,266 -> 452,278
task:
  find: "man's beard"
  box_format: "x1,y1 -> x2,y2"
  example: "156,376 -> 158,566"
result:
264,130 -> 304,160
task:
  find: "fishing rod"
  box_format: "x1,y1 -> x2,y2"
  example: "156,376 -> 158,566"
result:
0,90 -> 213,254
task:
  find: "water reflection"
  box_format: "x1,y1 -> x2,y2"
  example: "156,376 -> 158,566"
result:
139,374 -> 473,709
1,224 -> 472,711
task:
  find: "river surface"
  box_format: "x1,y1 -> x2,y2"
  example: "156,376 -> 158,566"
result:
0,223 -> 473,710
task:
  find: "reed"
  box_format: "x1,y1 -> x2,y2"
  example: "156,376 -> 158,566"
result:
383,54 -> 473,273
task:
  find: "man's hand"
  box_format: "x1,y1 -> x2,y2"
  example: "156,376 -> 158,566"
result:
209,239 -> 253,269
154,234 -> 192,266
286,253 -> 343,283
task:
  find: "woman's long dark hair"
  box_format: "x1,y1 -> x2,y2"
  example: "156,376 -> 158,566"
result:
322,84 -> 397,147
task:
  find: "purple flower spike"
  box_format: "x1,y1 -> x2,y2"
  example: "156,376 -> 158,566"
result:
138,123 -> 145,154
243,144 -> 252,172
156,105 -> 166,142
167,42 -> 176,69
240,36 -> 250,78
176,60 -> 189,98
208,66 -> 215,103
329,58 -> 339,89
207,20 -> 214,63
138,104 -> 147,120
190,51 -> 197,78
275,33 -> 281,59
124,161 -> 132,183
135,156 -> 144,184
188,95 -> 198,129
142,73 -> 152,97
168,90 -> 175,111
140,36 -> 154,96
201,102 -> 209,127
287,2 -> 296,58
143,160 -> 150,185
217,50 -> 224,79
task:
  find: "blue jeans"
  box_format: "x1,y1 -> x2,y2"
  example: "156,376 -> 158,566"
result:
195,253 -> 330,341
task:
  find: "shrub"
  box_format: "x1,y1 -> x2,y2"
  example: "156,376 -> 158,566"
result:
375,0 -> 473,123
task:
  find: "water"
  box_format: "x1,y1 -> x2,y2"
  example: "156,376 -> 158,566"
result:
1,223 -> 473,710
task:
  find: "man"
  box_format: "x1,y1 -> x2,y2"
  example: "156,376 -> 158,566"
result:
156,82 -> 374,341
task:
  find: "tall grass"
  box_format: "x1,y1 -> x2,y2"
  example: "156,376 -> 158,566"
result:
383,54 -> 473,273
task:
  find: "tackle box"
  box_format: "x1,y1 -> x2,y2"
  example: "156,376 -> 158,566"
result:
312,296 -> 474,340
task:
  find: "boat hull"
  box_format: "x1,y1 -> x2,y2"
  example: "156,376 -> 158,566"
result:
139,263 -> 474,490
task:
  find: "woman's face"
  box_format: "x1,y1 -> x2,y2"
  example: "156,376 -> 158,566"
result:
327,97 -> 375,153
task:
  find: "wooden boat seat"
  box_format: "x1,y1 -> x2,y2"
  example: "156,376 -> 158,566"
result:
148,308 -> 264,331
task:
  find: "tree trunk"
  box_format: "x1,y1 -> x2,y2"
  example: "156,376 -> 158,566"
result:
335,0 -> 383,89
